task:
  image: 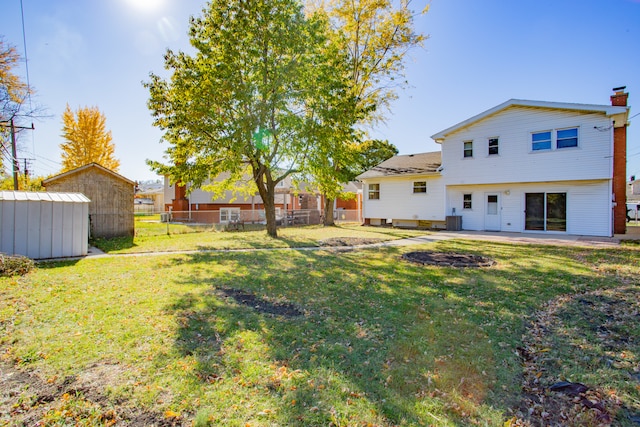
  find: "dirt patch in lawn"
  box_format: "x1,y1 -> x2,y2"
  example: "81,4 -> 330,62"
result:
216,287 -> 303,318
318,237 -> 385,247
402,251 -> 496,267
0,359 -> 185,426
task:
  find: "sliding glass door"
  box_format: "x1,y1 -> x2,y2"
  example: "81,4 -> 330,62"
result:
525,192 -> 566,232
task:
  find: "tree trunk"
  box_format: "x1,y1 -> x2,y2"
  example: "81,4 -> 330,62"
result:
323,196 -> 335,226
263,190 -> 278,238
252,165 -> 279,238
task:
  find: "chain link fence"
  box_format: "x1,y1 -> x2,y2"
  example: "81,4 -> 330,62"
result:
132,208 -> 361,236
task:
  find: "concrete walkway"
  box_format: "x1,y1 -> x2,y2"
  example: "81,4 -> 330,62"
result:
364,230 -> 624,249
76,229 -> 633,262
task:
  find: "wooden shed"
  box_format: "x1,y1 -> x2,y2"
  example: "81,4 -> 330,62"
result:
43,163 -> 135,238
0,191 -> 90,259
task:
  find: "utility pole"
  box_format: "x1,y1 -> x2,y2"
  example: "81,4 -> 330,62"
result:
21,157 -> 34,188
10,119 -> 19,190
1,118 -> 34,190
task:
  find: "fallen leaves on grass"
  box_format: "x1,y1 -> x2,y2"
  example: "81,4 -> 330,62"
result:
513,286 -> 640,426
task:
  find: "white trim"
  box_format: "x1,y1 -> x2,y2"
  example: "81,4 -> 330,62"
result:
432,99 -> 628,141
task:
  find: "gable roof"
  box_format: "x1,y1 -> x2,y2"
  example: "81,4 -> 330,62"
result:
356,151 -> 442,180
431,99 -> 630,142
43,163 -> 136,186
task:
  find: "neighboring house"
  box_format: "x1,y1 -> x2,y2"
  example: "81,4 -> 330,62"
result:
43,163 -> 136,238
164,175 -> 362,224
627,178 -> 640,204
358,89 -> 630,237
334,181 -> 363,222
164,174 -> 322,224
135,180 -> 165,213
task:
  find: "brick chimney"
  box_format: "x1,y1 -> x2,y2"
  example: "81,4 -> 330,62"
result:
611,86 -> 628,234
611,86 -> 629,106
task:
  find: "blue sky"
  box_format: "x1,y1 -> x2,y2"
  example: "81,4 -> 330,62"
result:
1,0 -> 639,182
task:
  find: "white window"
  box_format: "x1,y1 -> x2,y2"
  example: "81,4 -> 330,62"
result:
463,194 -> 472,209
557,128 -> 578,149
488,137 -> 499,155
413,181 -> 427,194
220,207 -> 241,223
368,183 -> 380,200
463,141 -> 473,158
531,127 -> 578,152
532,131 -> 552,151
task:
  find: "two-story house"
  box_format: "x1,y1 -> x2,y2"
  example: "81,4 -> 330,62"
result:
358,89 -> 630,237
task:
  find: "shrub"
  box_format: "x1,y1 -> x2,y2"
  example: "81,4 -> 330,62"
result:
0,253 -> 35,277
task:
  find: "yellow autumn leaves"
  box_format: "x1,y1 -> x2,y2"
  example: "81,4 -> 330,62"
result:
60,104 -> 120,173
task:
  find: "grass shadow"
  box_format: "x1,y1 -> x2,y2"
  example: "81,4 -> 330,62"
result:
160,241 -> 621,425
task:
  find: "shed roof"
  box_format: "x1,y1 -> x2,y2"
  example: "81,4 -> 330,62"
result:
431,98 -> 630,141
0,191 -> 91,203
356,152 -> 442,180
43,163 -> 135,186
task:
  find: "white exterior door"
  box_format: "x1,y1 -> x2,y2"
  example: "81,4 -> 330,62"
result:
484,193 -> 501,231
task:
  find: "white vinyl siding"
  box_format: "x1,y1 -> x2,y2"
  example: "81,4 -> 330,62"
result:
362,176 -> 444,222
446,181 -> 611,236
441,107 -> 612,186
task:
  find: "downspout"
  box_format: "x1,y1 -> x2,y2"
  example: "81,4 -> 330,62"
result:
609,122 -> 615,237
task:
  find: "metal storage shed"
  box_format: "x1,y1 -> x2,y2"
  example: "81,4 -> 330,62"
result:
0,191 -> 90,259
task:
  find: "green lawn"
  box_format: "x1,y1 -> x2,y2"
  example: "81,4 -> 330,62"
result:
92,221 -> 431,253
1,237 -> 639,426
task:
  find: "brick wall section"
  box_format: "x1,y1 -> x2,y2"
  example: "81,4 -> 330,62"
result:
611,91 -> 628,234
613,125 -> 627,233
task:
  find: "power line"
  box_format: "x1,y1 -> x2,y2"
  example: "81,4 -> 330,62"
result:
32,153 -> 61,166
20,0 -> 37,157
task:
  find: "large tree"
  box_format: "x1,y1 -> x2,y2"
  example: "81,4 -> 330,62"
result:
347,139 -> 398,180
146,0 -> 349,237
307,0 -> 426,225
60,104 -> 120,172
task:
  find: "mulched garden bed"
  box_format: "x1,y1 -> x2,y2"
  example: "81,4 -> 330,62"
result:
401,251 -> 496,267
